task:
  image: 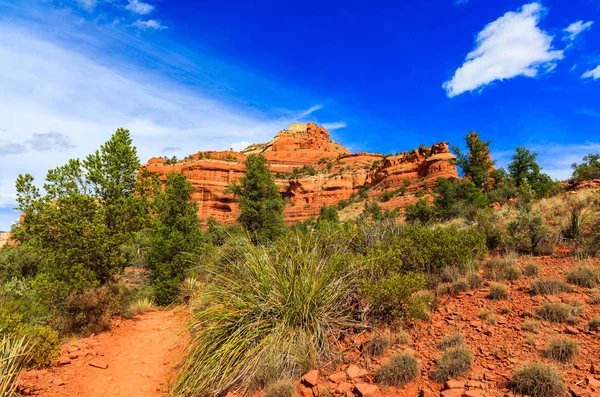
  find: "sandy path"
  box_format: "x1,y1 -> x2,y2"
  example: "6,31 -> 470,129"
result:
20,309 -> 187,397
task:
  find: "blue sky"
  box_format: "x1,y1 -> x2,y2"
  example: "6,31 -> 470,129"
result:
0,0 -> 599,230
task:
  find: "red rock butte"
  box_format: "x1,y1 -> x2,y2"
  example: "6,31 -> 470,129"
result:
142,122 -> 459,224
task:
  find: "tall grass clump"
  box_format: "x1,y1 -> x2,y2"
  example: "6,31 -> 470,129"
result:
530,279 -> 571,295
544,338 -> 578,362
538,302 -> 580,323
566,266 -> 600,288
512,362 -> 566,397
1,335 -> 31,397
375,352 -> 419,386
171,233 -> 355,396
432,345 -> 473,381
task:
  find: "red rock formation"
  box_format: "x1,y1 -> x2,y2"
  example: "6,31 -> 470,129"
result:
142,123 -> 459,224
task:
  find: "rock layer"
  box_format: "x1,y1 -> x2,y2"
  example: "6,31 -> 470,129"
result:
142,123 -> 459,224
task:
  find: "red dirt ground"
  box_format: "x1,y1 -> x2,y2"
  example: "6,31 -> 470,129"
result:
18,308 -> 186,397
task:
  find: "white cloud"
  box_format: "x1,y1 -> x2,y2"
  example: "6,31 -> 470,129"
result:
76,0 -> 98,11
582,65 -> 600,80
132,19 -> 166,30
443,2 -> 563,97
297,104 -> 323,118
563,20 -> 593,41
322,122 -> 347,131
0,24 -> 336,228
125,0 -> 154,15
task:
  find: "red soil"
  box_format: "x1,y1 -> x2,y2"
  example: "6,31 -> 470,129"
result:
19,309 -> 186,397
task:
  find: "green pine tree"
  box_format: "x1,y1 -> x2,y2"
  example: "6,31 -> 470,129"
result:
452,131 -> 495,191
228,154 -> 285,242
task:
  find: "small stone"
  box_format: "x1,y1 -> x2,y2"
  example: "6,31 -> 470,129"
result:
445,379 -> 464,389
464,390 -> 485,397
336,382 -> 353,394
569,385 -> 591,397
346,364 -> 366,379
329,371 -> 347,383
587,376 -> 600,388
440,389 -> 465,397
354,383 -> 378,397
420,390 -> 436,397
88,360 -> 109,369
564,325 -> 579,335
57,356 -> 71,365
302,370 -> 320,388
52,379 -> 65,386
591,364 -> 597,374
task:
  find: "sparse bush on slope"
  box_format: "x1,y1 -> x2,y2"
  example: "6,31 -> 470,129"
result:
512,362 -> 566,397
171,233 -> 355,396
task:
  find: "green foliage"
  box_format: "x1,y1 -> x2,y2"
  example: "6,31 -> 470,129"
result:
467,272 -> 483,289
523,262 -> 539,277
452,131 -> 495,190
544,337 -> 578,362
375,352 -> 419,386
508,147 -> 556,198
362,272 -> 424,320
449,279 -> 469,296
434,178 -> 488,220
522,320 -> 540,334
171,233 -> 355,396
146,172 -> 207,305
571,153 -> 600,182
507,209 -> 550,255
317,206 -> 339,224
566,266 -> 599,288
405,198 -> 436,224
512,362 -> 566,397
291,165 -> 317,178
228,154 -> 285,243
432,344 -> 473,382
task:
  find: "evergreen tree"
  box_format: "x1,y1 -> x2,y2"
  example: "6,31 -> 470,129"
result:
146,172 -> 207,305
13,129 -> 147,293
452,131 -> 495,191
228,154 -> 285,242
508,147 -> 556,198
571,153 -> 600,182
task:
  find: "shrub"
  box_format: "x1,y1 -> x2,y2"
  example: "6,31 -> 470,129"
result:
129,297 -> 156,316
479,310 -> 497,325
566,266 -> 600,288
396,330 -> 411,345
438,333 -> 464,350
523,262 -> 539,277
505,265 -> 522,281
432,345 -> 473,382
488,283 -> 509,300
588,316 -> 600,331
264,379 -> 295,397
362,272 -> 425,320
171,234 -> 355,396
441,266 -> 462,283
375,352 -> 419,386
449,279 -> 470,296
512,362 -> 566,397
484,255 -> 516,281
363,334 -> 391,357
538,302 -> 580,323
180,276 -> 201,303
406,291 -> 435,320
544,338 -> 578,362
530,279 -> 571,295
0,335 -> 31,397
467,272 -> 483,289
506,210 -> 550,255
522,320 -> 540,334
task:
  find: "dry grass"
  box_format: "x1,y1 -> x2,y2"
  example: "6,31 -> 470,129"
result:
432,345 -> 473,382
530,279 -> 571,295
479,310 -> 498,325
438,333 -> 464,350
129,297 -> 157,316
538,302 -> 581,323
264,379 -> 295,397
522,320 -> 540,334
512,362 -> 566,397
484,253 -> 518,281
375,352 -> 419,386
396,330 -> 411,345
566,266 -> 600,288
588,316 -> 600,331
449,279 -> 470,296
523,262 -> 539,277
466,272 -> 483,289
488,283 -> 509,300
544,338 -> 579,362
363,334 -> 392,357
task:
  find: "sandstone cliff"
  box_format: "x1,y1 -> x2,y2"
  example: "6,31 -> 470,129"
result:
142,123 -> 459,224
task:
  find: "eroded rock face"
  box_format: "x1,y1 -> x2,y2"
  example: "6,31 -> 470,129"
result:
142,123 -> 459,224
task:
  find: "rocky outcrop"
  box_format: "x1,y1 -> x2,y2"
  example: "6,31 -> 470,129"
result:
142,123 -> 459,224
0,232 -> 10,248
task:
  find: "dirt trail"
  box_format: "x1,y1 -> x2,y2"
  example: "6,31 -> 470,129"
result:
20,309 -> 187,397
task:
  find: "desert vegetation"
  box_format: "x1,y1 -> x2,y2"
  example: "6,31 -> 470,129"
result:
2,128 -> 600,396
